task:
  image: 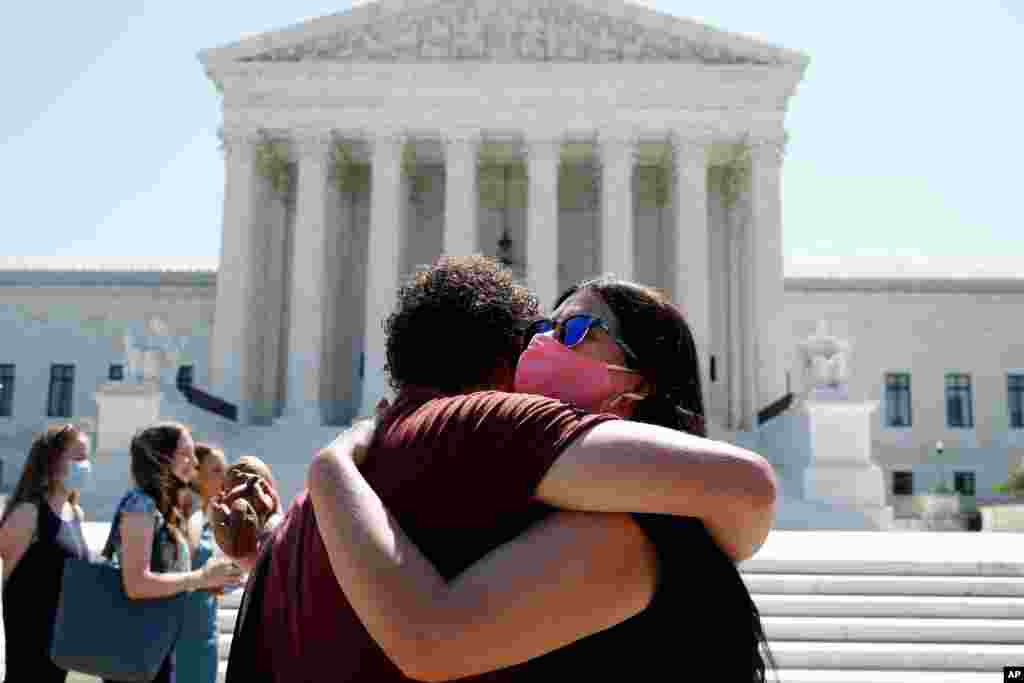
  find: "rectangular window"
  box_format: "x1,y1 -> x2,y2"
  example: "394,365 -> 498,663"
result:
109,364 -> 124,381
1009,374 -> 1024,429
892,470 -> 914,496
176,365 -> 194,391
954,471 -> 976,497
884,373 -> 912,427
47,364 -> 75,418
0,364 -> 14,418
945,373 -> 974,429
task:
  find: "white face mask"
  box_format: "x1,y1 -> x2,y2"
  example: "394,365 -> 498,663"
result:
64,460 -> 93,492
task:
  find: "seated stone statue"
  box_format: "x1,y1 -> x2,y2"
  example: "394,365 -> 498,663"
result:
210,456 -> 282,560
798,320 -> 852,398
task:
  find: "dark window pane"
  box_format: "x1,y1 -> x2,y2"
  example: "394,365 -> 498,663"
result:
945,373 -> 973,429
954,471 -> 976,497
892,470 -> 914,495
1009,374 -> 1024,429
176,365 -> 194,391
47,364 -> 75,418
0,364 -> 14,418
109,364 -> 124,381
885,373 -> 912,427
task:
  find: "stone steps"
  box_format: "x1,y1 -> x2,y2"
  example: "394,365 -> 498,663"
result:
206,530 -> 1024,683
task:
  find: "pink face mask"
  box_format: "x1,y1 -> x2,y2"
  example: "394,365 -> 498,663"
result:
514,333 -> 644,414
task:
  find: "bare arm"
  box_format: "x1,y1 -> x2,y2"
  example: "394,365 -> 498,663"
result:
535,420 -> 777,561
0,503 -> 38,583
309,440 -> 657,682
118,512 -> 243,599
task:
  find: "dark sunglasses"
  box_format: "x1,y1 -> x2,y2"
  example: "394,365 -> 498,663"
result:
523,314 -> 639,366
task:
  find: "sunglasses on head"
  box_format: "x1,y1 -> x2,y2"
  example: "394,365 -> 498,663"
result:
523,314 -> 639,366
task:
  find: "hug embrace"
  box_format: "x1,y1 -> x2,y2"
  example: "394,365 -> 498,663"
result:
227,255 -> 779,683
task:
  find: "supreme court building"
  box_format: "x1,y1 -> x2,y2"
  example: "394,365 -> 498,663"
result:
199,0 -> 809,432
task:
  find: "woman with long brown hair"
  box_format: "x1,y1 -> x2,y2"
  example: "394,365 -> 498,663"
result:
0,424 -> 92,682
307,275 -> 776,682
103,423 -> 244,683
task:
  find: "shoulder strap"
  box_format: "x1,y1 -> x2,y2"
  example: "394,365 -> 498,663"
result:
100,499 -> 123,560
100,494 -> 164,562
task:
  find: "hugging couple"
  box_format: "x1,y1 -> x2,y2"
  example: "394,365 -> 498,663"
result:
226,254 -> 778,683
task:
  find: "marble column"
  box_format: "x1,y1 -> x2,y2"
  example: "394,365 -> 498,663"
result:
749,137 -> 787,411
443,132 -> 480,256
526,138 -> 561,309
672,134 -> 712,417
209,129 -> 259,420
599,135 -> 635,279
283,131 -> 333,424
359,132 -> 406,417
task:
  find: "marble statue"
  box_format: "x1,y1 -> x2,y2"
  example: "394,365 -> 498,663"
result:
120,317 -> 181,383
798,320 -> 851,399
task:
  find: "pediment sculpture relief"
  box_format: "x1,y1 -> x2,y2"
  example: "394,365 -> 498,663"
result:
242,0 -> 774,65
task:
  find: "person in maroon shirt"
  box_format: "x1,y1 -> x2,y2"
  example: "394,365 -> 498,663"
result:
313,273 -> 778,682
226,257 -> 776,683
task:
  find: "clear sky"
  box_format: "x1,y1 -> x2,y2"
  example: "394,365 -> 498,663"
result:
3,1 -> 1022,276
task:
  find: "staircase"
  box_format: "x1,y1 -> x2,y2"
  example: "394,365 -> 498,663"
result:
213,531 -> 1023,682
742,531 -> 1023,682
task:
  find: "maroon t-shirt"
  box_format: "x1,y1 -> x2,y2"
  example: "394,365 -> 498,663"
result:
258,388 -> 617,682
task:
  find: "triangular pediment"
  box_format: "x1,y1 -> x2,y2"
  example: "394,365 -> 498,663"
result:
201,0 -> 807,68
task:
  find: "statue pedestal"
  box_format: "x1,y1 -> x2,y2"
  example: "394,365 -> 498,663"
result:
93,382 -> 162,456
802,400 -> 893,530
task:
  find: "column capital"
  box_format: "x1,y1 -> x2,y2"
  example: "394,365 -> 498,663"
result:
597,132 -> 638,169
669,131 -> 714,165
441,129 -> 481,147
748,135 -> 788,169
525,138 -> 563,163
369,129 -> 409,151
220,127 -> 261,162
292,129 -> 334,160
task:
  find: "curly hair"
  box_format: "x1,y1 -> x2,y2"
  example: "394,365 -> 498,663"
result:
385,255 -> 539,394
0,424 -> 84,528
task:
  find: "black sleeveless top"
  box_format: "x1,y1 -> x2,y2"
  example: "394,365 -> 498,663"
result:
3,501 -> 89,683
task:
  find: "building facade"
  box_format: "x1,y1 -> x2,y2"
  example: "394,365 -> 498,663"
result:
198,0 -> 808,431
2,269 -> 1022,505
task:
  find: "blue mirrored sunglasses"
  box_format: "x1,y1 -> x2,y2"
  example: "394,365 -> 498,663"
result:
523,314 -> 638,366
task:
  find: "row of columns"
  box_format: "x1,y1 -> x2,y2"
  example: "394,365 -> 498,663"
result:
212,128 -> 785,430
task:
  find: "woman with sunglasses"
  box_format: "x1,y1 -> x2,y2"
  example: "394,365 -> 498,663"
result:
0,424 -> 92,682
310,276 -> 775,682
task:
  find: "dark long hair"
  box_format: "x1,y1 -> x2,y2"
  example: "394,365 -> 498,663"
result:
555,277 -> 776,682
130,422 -> 191,548
0,424 -> 84,528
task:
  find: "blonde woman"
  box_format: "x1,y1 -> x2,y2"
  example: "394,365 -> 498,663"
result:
178,443 -> 230,683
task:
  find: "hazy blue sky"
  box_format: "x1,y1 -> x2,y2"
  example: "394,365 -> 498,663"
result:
4,1 -> 1022,276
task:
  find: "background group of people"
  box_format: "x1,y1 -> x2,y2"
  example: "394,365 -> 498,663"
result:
0,254 -> 779,682
0,421 -> 260,683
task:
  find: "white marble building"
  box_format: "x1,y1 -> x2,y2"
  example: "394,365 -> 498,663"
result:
3,2 -> 1022,526
198,0 -> 806,431
2,268 -> 1023,521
